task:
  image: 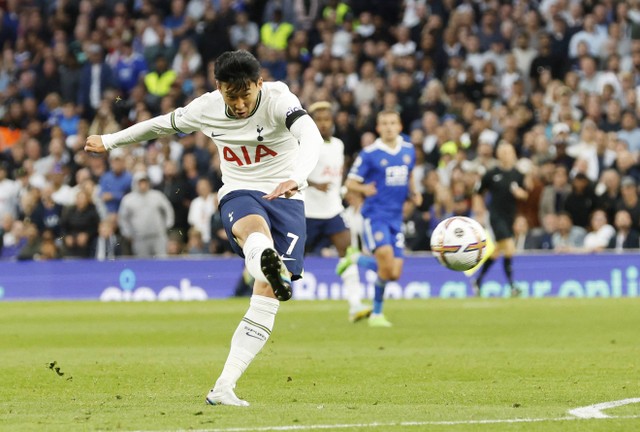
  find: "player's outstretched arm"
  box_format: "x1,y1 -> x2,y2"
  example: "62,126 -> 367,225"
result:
84,106 -> 200,154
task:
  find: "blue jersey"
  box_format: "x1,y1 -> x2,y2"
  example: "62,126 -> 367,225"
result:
348,137 -> 415,225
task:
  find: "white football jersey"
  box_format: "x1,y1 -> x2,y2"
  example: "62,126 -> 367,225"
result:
102,81 -> 316,201
305,137 -> 345,219
170,82 -> 306,200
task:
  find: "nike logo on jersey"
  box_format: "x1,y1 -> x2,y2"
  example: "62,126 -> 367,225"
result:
211,132 -> 226,138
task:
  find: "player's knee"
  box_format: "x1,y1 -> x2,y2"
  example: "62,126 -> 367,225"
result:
232,215 -> 271,244
253,280 -> 277,299
377,265 -> 397,281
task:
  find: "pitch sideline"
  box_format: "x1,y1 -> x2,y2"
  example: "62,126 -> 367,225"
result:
133,398 -> 640,432
135,415 -> 640,432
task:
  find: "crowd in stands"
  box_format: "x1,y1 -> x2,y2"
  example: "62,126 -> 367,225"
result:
2,0 -> 640,261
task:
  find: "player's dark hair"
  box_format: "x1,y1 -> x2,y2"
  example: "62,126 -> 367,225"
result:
214,50 -> 261,93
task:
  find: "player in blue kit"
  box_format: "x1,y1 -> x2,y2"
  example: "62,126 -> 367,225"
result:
339,110 -> 422,327
85,50 -> 322,406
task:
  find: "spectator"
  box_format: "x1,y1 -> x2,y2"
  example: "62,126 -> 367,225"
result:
118,171 -> 174,258
616,110 -> 640,156
513,214 -> 542,251
595,168 -> 621,223
260,8 -> 294,52
99,149 -> 132,216
113,38 -> 148,97
563,172 -> 596,228
48,164 -> 75,207
582,208 -> 615,252
31,185 -> 63,237
616,176 -> 640,229
77,44 -> 115,119
60,189 -> 100,258
88,101 -> 120,136
607,209 -> 640,250
229,11 -> 260,51
536,213 -> 557,250
172,38 -> 202,76
144,54 -> 177,100
552,211 -> 587,253
186,227 -> 207,254
187,177 -> 217,246
0,162 -> 20,219
0,216 -> 24,260
92,218 -> 122,261
158,159 -> 193,238
16,222 -> 42,261
166,230 -> 186,256
197,4 -> 233,66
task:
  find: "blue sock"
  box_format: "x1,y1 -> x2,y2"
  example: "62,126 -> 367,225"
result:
357,255 -> 378,272
373,277 -> 387,314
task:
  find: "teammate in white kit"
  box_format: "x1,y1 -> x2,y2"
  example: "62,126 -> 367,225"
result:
85,50 -> 322,406
305,101 -> 371,322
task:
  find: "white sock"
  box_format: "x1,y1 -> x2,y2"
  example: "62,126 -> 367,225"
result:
243,232 -> 274,283
341,263 -> 363,312
216,295 -> 279,388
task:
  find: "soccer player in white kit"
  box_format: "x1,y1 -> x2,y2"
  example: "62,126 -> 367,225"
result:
85,50 -> 322,406
305,101 -> 371,322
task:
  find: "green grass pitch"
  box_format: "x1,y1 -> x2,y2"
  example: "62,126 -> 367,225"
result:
1,298 -> 639,431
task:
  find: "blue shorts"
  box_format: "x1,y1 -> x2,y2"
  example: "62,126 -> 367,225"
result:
305,213 -> 348,254
219,190 -> 306,279
362,217 -> 405,258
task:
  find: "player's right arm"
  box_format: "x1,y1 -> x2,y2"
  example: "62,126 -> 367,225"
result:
345,152 -> 376,197
84,96 -> 206,153
345,178 -> 377,197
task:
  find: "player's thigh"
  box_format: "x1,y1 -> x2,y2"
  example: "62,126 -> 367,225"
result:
219,191 -> 271,255
266,198 -> 306,279
330,229 -> 351,256
362,217 -> 391,252
497,237 -> 516,257
373,244 -> 395,278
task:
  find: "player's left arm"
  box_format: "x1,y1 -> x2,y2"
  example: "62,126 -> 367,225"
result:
264,89 -> 321,200
510,172 -> 529,200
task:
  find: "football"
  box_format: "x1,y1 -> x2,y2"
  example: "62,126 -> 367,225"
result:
430,216 -> 487,271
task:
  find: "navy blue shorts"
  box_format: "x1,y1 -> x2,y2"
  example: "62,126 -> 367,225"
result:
219,190 -> 306,279
305,213 -> 348,254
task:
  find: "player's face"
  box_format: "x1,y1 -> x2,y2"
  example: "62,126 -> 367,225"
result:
376,113 -> 402,143
218,78 -> 263,119
313,110 -> 333,140
497,144 -> 516,167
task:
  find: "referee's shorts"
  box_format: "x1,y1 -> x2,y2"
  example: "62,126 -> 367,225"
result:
490,216 -> 514,242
